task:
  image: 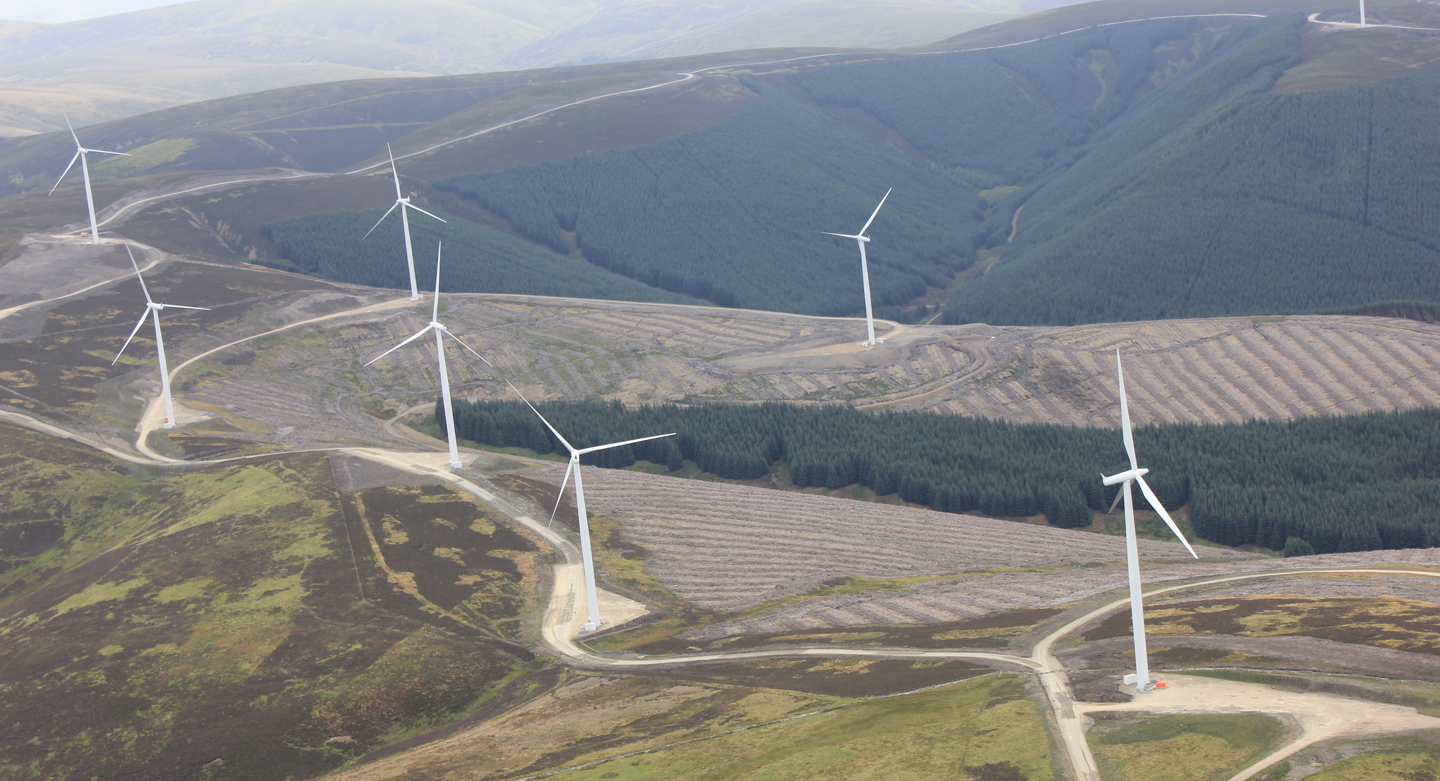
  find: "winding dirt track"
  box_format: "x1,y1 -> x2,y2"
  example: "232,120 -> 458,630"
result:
14,22 -> 1440,764
3,265 -> 1435,780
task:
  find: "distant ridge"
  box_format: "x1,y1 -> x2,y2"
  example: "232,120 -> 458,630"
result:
0,0 -> 1056,136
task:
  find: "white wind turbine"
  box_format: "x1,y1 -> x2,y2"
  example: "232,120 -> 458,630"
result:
508,382 -> 674,633
113,245 -> 209,429
365,243 -> 489,469
49,112 -> 129,245
364,144 -> 446,300
1100,349 -> 1199,692
823,188 -> 891,347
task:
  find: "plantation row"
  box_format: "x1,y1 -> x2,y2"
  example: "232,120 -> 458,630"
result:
562,465 -> 1208,612
945,15 -> 1440,326
434,87 -> 983,316
441,399 -> 1440,555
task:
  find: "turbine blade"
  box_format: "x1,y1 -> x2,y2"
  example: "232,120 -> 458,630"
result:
362,201 -> 400,240
859,187 -> 892,236
821,231 -> 861,239
124,244 -> 152,304
112,309 -> 150,365
388,143 -> 403,200
444,330 -> 492,367
1116,350 -> 1138,470
576,432 -> 676,455
1136,474 -> 1198,559
1108,485 -> 1125,514
50,151 -> 80,195
404,202 -> 447,224
63,110 -> 80,147
363,325 -> 432,366
503,379 -> 574,453
547,460 -> 574,529
157,304 -> 210,311
85,149 -> 129,157
432,242 -> 442,321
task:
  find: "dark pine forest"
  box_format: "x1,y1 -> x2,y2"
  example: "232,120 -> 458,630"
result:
441,400 -> 1440,557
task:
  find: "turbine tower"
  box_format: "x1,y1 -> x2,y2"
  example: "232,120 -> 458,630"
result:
50,112 -> 129,244
1100,349 -> 1199,692
113,245 -> 210,429
1360,0 -> 1368,26
364,243 -> 489,469
823,188 -> 891,347
364,144 -> 446,300
509,383 -> 674,633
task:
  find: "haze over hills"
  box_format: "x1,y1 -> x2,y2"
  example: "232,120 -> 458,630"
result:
4,0 -> 1440,323
0,0 -> 1064,136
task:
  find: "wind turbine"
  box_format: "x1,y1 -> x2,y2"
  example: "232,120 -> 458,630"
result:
49,112 -> 129,245
364,144 -> 446,301
823,188 -> 891,347
1100,349 -> 1199,692
364,243 -> 489,469
112,245 -> 209,429
1360,0 -> 1368,26
508,382 -> 674,633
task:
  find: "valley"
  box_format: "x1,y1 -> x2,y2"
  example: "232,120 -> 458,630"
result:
4,0 -> 1440,779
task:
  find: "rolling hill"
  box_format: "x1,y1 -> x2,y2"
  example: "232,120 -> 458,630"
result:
942,14 -> 1440,326
6,0 -> 1440,324
0,0 -> 1045,136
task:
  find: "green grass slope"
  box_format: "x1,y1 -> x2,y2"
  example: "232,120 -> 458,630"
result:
561,674 -> 1055,781
0,424 -> 545,780
944,15 -> 1440,326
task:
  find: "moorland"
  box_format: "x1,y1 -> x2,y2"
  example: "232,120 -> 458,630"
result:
5,0 -> 1440,779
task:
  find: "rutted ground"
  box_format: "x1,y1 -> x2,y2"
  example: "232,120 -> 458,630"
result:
12,242 -> 1440,458
165,291 -> 1440,457
512,463 -> 1244,613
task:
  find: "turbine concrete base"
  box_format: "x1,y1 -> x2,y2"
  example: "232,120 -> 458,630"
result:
1118,679 -> 1168,695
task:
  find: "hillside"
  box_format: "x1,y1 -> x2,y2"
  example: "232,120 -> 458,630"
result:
8,2 -> 1440,320
0,424 -> 547,780
943,14 -> 1440,326
431,86 -> 982,313
0,0 -> 1038,135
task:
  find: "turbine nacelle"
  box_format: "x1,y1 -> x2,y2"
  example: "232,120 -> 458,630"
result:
1102,467 -> 1149,486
